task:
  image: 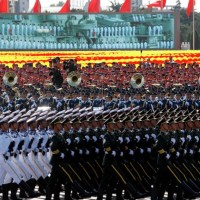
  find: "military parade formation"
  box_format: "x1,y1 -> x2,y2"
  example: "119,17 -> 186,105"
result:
0,71 -> 200,200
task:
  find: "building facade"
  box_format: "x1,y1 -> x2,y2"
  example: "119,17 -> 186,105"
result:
14,0 -> 30,13
132,0 -> 143,10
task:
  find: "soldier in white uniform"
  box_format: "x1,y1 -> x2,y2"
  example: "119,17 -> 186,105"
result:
2,22 -> 5,36
11,24 -> 15,36
36,117 -> 51,174
26,116 -> 47,194
111,27 -> 115,36
0,116 -> 40,199
107,27 -> 111,37
16,24 -> 20,36
148,26 -> 152,36
6,23 -> 10,35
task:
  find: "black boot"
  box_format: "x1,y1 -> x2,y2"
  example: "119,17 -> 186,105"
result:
2,184 -> 10,200
181,181 -> 200,199
10,183 -> 22,200
18,180 -> 40,198
46,187 -> 52,200
37,177 -> 47,194
126,181 -> 147,199
72,181 -> 92,198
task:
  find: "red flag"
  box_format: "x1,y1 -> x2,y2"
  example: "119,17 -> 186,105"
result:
186,0 -> 195,17
59,0 -> 70,13
147,0 -> 166,9
33,0 -> 41,13
0,0 -> 9,13
88,0 -> 100,13
119,0 -> 131,13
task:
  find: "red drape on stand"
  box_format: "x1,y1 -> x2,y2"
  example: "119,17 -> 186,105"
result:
186,0 -> 195,17
0,0 -> 9,13
88,0 -> 100,13
147,0 -> 166,9
33,0 -> 41,13
119,0 -> 131,13
59,0 -> 70,13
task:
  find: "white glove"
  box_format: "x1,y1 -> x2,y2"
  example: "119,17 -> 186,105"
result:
195,136 -> 199,143
125,137 -> 130,143
187,135 -> 192,141
4,152 -> 10,157
136,136 -> 140,142
158,101 -> 163,106
145,134 -> 149,141
95,148 -> 99,154
151,134 -> 156,140
140,148 -> 144,154
129,149 -> 134,155
147,148 -> 151,153
184,149 -> 187,155
180,137 -> 185,144
166,154 -> 170,160
92,136 -> 97,142
185,101 -> 190,106
71,151 -> 75,157
189,149 -> 193,155
75,137 -> 80,143
85,135 -> 90,142
118,137 -> 123,144
66,139 -> 71,145
171,138 -> 176,145
176,152 -> 180,157
112,151 -> 116,157
100,135 -> 104,139
79,149 -> 83,155
120,152 -> 124,157
60,153 -> 64,159
86,150 -> 90,155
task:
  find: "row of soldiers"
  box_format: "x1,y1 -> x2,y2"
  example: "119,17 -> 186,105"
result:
0,88 -> 199,112
0,105 -> 200,199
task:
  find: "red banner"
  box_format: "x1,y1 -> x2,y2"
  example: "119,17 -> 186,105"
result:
186,0 -> 195,17
59,0 -> 70,13
33,0 -> 41,13
0,0 -> 8,13
88,0 -> 100,13
119,0 -> 131,13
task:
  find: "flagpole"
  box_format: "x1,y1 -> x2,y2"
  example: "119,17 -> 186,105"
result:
193,0 -> 195,50
131,0 -> 132,12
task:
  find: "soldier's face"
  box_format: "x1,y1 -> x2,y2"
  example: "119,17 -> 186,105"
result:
54,123 -> 63,132
125,121 -> 132,129
11,122 -> 18,130
63,123 -> 71,131
1,122 -> 9,131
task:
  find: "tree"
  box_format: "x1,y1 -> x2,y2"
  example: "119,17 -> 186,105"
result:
50,1 -> 64,7
176,0 -> 181,8
109,0 -> 122,12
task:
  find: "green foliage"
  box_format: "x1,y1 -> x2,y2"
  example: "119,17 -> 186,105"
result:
50,1 -> 64,7
109,0 -> 122,12
180,8 -> 200,49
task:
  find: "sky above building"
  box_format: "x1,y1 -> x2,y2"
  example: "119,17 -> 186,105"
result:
29,0 -> 199,12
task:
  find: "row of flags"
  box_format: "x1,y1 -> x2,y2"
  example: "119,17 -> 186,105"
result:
0,0 -> 196,16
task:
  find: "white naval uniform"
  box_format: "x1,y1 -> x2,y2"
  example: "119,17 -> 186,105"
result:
38,129 -> 51,173
19,130 -> 41,180
0,131 -> 24,184
29,130 -> 48,178
10,130 -> 31,181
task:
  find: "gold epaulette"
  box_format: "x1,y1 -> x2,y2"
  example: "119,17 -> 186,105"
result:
52,149 -> 60,154
105,147 -> 111,152
158,149 -> 165,154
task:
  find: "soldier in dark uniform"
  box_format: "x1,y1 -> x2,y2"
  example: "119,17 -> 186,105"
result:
46,117 -> 66,200
96,117 -> 144,200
